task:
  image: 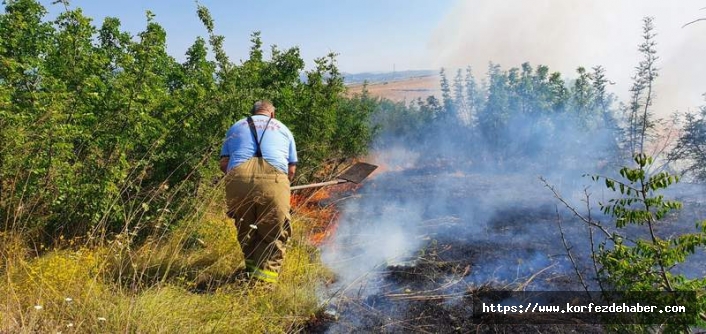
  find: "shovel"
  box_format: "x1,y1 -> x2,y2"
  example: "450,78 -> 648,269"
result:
290,162 -> 378,191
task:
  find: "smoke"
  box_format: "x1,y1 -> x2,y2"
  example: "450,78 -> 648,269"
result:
315,93 -> 706,331
429,0 -> 706,116
320,191 -> 425,295
320,105 -> 613,296
314,3 -> 706,330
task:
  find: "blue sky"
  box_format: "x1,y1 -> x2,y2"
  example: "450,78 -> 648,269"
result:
44,0 -> 456,73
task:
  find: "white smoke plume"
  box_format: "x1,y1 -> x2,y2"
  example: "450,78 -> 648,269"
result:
429,0 -> 706,116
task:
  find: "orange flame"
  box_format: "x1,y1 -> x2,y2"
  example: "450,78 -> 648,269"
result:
292,160 -> 383,246
292,183 -> 361,246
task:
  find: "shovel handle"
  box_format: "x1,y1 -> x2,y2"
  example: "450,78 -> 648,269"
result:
290,179 -> 348,191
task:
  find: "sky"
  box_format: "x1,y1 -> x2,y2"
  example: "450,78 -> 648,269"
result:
44,0 -> 455,73
33,0 -> 706,114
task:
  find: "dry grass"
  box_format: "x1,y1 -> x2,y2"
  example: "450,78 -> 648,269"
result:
0,195 -> 330,333
346,75 -> 441,103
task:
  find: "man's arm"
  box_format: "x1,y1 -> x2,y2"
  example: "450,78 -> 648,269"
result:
288,164 -> 296,182
220,156 -> 229,174
287,131 -> 298,182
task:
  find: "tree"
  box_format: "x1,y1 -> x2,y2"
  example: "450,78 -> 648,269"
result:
452,68 -> 468,124
517,62 -> 536,116
545,154 -> 706,331
463,66 -> 482,126
624,17 -> 659,156
669,101 -> 706,181
547,71 -> 570,114
439,67 -> 453,121
591,65 -> 623,168
478,63 -> 510,153
0,0 -> 374,241
420,95 -> 443,120
571,67 -> 593,122
331,84 -> 377,163
591,65 -> 610,114
294,52 -> 346,179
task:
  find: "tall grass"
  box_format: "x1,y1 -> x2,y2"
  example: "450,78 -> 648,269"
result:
0,87 -> 339,332
0,180 -> 331,333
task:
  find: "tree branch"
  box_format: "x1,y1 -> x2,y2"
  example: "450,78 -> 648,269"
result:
555,205 -> 590,294
682,18 -> 705,28
540,177 -> 614,239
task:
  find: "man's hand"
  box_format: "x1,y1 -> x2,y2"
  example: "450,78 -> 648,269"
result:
219,156 -> 229,174
288,164 -> 296,182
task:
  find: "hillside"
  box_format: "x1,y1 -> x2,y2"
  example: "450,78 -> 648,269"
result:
345,72 -> 442,103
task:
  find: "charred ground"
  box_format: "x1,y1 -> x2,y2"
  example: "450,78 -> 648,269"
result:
306,162 -> 705,333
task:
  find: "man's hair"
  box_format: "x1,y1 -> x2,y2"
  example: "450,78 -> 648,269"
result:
250,100 -> 274,115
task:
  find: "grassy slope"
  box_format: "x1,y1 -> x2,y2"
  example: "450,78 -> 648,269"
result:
0,187 -> 332,333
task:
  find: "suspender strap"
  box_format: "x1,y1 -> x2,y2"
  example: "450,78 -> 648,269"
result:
246,116 -> 273,158
246,116 -> 263,157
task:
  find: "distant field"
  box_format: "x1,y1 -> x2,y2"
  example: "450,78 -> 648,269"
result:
346,74 -> 442,103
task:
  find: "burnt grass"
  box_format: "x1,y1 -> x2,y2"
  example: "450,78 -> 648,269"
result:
305,167 -> 705,333
307,241 -> 602,333
307,211 -> 603,333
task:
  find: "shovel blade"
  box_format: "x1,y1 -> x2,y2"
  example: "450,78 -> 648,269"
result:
337,162 -> 378,184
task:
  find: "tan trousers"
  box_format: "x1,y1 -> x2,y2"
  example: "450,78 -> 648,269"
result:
225,158 -> 291,282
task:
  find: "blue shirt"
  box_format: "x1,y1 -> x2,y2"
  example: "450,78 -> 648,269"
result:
220,115 -> 297,173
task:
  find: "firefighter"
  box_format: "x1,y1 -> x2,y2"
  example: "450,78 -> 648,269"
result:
219,100 -> 297,284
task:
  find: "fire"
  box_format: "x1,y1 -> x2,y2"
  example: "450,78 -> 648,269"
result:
308,218 -> 338,246
291,161 -> 381,246
291,186 -> 344,246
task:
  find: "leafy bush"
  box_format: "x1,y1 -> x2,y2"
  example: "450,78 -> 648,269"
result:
547,153 -> 706,331
0,0 -> 374,241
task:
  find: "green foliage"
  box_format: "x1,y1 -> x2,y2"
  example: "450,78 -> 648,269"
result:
333,84 -> 378,159
0,1 -> 374,241
590,153 -> 706,330
463,66 -> 483,124
478,63 -> 511,146
290,52 -> 347,175
669,102 -> 706,181
439,67 -> 453,119
368,60 -> 622,169
372,97 -> 432,138
624,17 -> 659,156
